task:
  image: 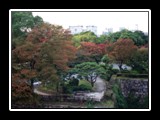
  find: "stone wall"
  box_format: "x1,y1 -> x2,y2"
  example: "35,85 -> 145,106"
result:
119,78 -> 148,98
110,74 -> 149,99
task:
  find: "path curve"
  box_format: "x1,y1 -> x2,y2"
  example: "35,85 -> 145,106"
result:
34,87 -> 52,96
33,76 -> 106,101
84,76 -> 106,101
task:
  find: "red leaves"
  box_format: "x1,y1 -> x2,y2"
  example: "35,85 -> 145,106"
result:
106,39 -> 138,62
80,42 -> 106,56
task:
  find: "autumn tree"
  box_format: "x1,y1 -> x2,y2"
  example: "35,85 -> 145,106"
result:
107,39 -> 138,70
74,42 -> 106,64
12,22 -> 76,104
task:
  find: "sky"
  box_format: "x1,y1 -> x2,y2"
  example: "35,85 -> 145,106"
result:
32,11 -> 148,35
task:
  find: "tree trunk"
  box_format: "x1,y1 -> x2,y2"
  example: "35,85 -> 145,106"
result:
119,63 -> 123,71
56,82 -> 59,93
91,82 -> 94,87
30,79 -> 34,91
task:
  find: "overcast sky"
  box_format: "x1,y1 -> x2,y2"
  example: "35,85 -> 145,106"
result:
32,11 -> 148,35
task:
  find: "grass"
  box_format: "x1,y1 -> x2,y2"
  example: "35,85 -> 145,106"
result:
103,100 -> 114,108
79,80 -> 92,88
37,84 -> 57,94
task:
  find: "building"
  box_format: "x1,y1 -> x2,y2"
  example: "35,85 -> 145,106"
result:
102,28 -> 113,35
68,25 -> 97,35
119,27 -> 126,31
86,26 -> 97,35
69,26 -> 83,34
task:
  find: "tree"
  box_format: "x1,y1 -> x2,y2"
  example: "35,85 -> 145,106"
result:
127,47 -> 149,73
12,12 -> 43,38
12,12 -> 44,50
100,55 -> 113,80
72,31 -> 97,47
105,29 -> 148,46
78,42 -> 106,63
12,22 -> 77,103
72,62 -> 105,87
96,34 -> 108,43
107,39 -> 138,70
133,30 -> 148,45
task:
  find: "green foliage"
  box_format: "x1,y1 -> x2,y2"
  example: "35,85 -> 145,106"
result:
69,78 -> 79,86
105,29 -> 148,46
111,69 -> 120,74
72,31 -> 97,47
96,34 -> 108,43
112,84 -> 128,108
74,84 -> 92,91
126,92 -> 149,108
62,79 -> 92,93
79,80 -> 92,89
127,47 -> 148,74
12,11 -> 43,38
100,55 -> 113,81
113,84 -> 149,108
72,62 -> 105,87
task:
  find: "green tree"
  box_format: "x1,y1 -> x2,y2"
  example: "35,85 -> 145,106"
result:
127,47 -> 149,73
105,29 -> 148,46
12,12 -> 43,44
72,31 -> 97,47
72,62 -> 105,87
100,55 -> 113,80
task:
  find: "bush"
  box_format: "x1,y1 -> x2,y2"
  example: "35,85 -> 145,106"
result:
129,70 -> 139,74
62,80 -> 92,93
121,69 -> 130,73
117,73 -> 148,78
111,69 -> 120,74
69,78 -> 79,86
74,84 -> 92,91
112,84 -> 127,108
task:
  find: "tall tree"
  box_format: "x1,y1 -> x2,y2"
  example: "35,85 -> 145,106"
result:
12,22 -> 76,103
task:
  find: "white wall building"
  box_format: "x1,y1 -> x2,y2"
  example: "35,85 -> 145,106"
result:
86,25 -> 97,35
69,25 -> 97,35
102,28 -> 113,35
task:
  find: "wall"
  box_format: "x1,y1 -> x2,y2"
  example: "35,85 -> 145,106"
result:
110,75 -> 149,99
119,79 -> 148,98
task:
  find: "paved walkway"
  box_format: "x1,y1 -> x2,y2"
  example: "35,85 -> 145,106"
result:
34,87 -> 52,96
34,77 -> 106,101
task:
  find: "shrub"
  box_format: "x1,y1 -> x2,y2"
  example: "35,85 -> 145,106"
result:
69,78 -> 79,86
111,69 -> 120,74
112,84 -> 127,108
74,84 -> 92,91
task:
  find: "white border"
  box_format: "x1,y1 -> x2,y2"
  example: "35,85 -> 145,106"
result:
9,9 -> 151,111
